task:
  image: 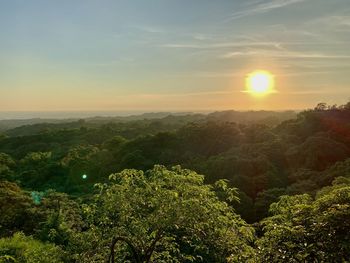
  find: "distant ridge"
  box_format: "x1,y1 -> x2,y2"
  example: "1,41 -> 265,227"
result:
0,110 -> 297,136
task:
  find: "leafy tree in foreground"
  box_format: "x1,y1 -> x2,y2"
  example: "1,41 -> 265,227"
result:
76,165 -> 255,263
257,178 -> 350,262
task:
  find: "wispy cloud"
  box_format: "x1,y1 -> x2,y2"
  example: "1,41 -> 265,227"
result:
284,88 -> 350,95
192,70 -> 334,79
221,50 -> 350,59
191,33 -> 213,41
226,0 -> 306,21
311,15 -> 350,31
161,42 -> 282,49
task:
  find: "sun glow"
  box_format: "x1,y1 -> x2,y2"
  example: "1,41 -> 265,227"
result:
246,70 -> 275,96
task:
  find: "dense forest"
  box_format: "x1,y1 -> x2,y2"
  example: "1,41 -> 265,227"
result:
0,103 -> 350,262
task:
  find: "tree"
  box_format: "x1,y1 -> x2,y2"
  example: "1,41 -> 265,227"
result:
0,153 -> 15,181
254,188 -> 286,221
314,102 -> 328,111
257,179 -> 350,262
286,135 -> 349,171
61,145 -> 101,192
0,232 -> 65,263
102,136 -> 127,154
77,165 -> 255,262
38,191 -> 84,246
18,152 -> 58,189
0,181 -> 43,237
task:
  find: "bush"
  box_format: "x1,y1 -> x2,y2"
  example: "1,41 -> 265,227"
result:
0,232 -> 65,263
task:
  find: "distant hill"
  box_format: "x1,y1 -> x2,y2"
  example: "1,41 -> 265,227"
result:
0,118 -> 76,132
0,112 -> 192,133
0,110 -> 297,137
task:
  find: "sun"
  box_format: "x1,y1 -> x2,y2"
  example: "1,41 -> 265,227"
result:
246,70 -> 275,95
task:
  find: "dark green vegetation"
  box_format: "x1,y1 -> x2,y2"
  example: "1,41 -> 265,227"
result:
0,104 -> 349,262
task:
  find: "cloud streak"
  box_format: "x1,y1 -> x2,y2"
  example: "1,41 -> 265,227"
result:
192,70 -> 334,79
161,42 -> 282,49
226,0 -> 306,21
221,50 -> 350,59
311,15 -> 350,31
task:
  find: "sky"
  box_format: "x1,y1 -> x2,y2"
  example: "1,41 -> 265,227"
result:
1,0 -> 350,112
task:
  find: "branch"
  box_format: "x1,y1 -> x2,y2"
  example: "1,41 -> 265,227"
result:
144,230 -> 164,262
107,236 -> 140,263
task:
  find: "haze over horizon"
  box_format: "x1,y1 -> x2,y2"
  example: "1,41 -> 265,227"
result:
1,0 -> 350,112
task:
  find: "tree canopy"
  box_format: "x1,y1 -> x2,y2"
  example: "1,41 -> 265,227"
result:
77,166 -> 255,262
1,103 -> 350,262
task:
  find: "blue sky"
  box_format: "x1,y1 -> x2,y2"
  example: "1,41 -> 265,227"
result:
1,0 -> 350,111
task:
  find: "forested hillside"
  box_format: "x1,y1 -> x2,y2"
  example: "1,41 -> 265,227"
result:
0,103 -> 349,262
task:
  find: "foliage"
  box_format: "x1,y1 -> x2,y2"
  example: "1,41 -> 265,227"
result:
0,153 -> 15,181
38,191 -> 84,246
0,232 -> 65,263
0,181 -> 43,237
257,179 -> 350,262
77,166 -> 255,262
0,103 -> 349,261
